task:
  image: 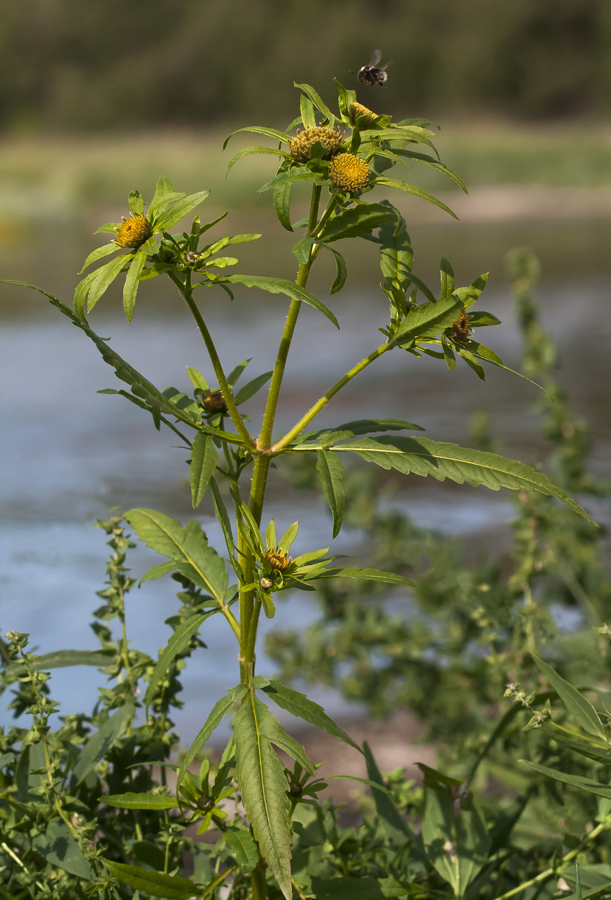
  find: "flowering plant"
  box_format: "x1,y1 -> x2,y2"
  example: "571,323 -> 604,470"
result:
0,79 -> 601,900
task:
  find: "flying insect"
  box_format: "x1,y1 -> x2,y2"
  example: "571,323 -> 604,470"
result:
357,50 -> 390,86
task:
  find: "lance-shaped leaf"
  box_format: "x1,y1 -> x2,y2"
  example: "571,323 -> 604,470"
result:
234,371 -> 273,405
314,567 -> 414,587
317,449 -> 345,538
5,649 -> 113,678
294,82 -> 335,123
374,176 -> 458,219
440,257 -> 455,299
520,760 -> 611,801
324,245 -> 348,294
79,242 -> 119,274
224,828 -> 259,873
258,169 -> 318,193
223,125 -> 292,150
226,145 -> 292,176
317,203 -> 401,243
233,692 -> 294,899
263,680 -> 362,753
219,273 -> 339,328
102,860 -> 197,900
324,436 -> 594,523
382,147 -> 468,192
390,295 -> 462,347
532,654 -> 606,740
293,418 -> 424,445
73,704 -> 135,784
104,792 -> 178,810
308,877 -> 388,900
33,822 -> 93,881
178,692 -> 238,793
154,190 -> 210,233
190,433 -> 218,508
364,742 -> 410,844
86,253 -> 130,313
124,508 -> 228,603
379,214 -> 413,304
274,179 -> 293,232
144,613 -> 209,719
123,247 -> 147,322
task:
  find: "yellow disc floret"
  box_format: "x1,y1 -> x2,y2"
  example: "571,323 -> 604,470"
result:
289,126 -> 344,162
328,153 -> 370,193
265,549 -> 293,572
349,102 -> 376,127
116,215 -> 151,249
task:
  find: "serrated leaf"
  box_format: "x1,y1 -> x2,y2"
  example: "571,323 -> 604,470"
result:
102,860 -> 197,900
440,257 -> 455,298
178,694 -> 236,793
314,567 -> 414,586
124,508 -> 228,603
155,190 -> 210,233
533,655 -> 606,739
300,93 -> 316,129
317,449 -> 345,538
234,371 -> 273,405
87,253 -> 130,313
128,189 -> 145,216
144,614 -> 208,719
226,145 -> 291,176
328,436 -> 594,523
520,760 -> 611,800
258,168 -> 318,193
148,176 -> 179,219
104,792 -> 178,810
190,433 -> 218,508
73,704 -> 135,784
318,203 -> 400,243
379,214 -> 413,304
79,242 -> 118,274
233,692 -> 293,899
374,176 -> 458,219
364,742 -> 410,844
123,248 -> 147,322
391,295 -> 462,347
263,681 -> 362,753
295,82 -> 335,123
294,418 -> 424,445
220,273 -> 339,329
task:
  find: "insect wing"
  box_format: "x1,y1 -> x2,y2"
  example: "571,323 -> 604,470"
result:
368,49 -> 383,67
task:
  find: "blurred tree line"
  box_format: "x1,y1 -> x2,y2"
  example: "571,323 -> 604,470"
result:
1,0 -> 610,131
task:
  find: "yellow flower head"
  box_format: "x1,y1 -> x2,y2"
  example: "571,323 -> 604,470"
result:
265,549 -> 292,572
289,126 -> 344,162
328,153 -> 370,193
349,102 -> 376,127
449,310 -> 472,342
116,215 -> 151,249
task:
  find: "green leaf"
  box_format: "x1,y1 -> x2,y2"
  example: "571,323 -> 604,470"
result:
87,253 -> 130,313
224,827 -> 259,873
363,742 -> 410,844
124,508 -> 228,603
294,418 -> 424,445
317,449 -> 345,539
520,761 -> 611,800
324,245 -> 348,294
223,125 -> 292,150
104,792 -> 178,810
532,654 -> 606,739
155,190 -> 210,233
73,704 -> 135,784
102,860 -> 197,900
278,521 -> 299,554
4,649 -> 113,678
334,78 -> 357,119
295,83 -> 335,123
190,433 -> 218,508
79,242 -> 118,274
390,296 -> 462,347
187,367 -> 209,391
318,203 -> 400,243
148,176 -> 181,219
379,215 -> 413,301
210,477 -> 237,564
300,93 -> 316,129
178,693 -> 236,792
330,436 -> 594,523
233,691 -> 293,899
469,311 -> 501,327
128,189 -> 145,215
457,272 -> 489,309
226,145 -> 291,176
421,778 -> 490,897
220,274 -> 339,329
291,236 -> 314,265
309,877 -> 388,900
33,822 -> 93,881
140,560 -> 178,584
144,614 -> 208,719
440,257 -> 455,299
258,168 -> 318,193
273,180 -> 293,232
384,148 -> 468,192
315,568 -> 414,587
123,248 -> 147,322
374,176 -> 458,219
263,680 -> 362,753
563,864 -> 611,900
234,371 -> 273,405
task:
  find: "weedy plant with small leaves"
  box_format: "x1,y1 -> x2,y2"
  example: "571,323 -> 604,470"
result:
1,79 -> 608,900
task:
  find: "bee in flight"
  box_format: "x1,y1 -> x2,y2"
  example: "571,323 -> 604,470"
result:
357,50 -> 390,86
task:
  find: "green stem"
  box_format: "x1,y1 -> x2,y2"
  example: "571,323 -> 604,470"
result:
171,272 -> 254,447
272,341 -> 390,452
494,820 -> 607,900
251,859 -> 267,900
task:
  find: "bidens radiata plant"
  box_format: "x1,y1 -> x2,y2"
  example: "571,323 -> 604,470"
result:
1,79 -> 599,900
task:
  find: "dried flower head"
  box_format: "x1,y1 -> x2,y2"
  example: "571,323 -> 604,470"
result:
289,126 -> 344,162
201,390 -> 228,413
265,549 -> 292,572
328,153 -> 370,193
448,310 -> 472,342
349,102 -> 376,127
116,215 -> 151,249
259,576 -> 274,591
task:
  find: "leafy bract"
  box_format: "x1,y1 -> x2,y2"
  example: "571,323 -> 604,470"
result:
390,295 -> 462,347
315,435 -> 594,523
124,508 -> 228,604
233,691 -> 293,899
263,680 -> 362,753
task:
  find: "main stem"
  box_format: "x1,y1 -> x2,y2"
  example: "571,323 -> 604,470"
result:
238,184 -> 323,681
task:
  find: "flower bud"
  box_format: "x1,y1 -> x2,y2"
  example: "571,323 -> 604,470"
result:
116,215 -> 151,249
201,390 -> 228,413
265,549 -> 292,572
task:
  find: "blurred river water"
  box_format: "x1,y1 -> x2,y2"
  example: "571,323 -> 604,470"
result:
1,213 -> 610,740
